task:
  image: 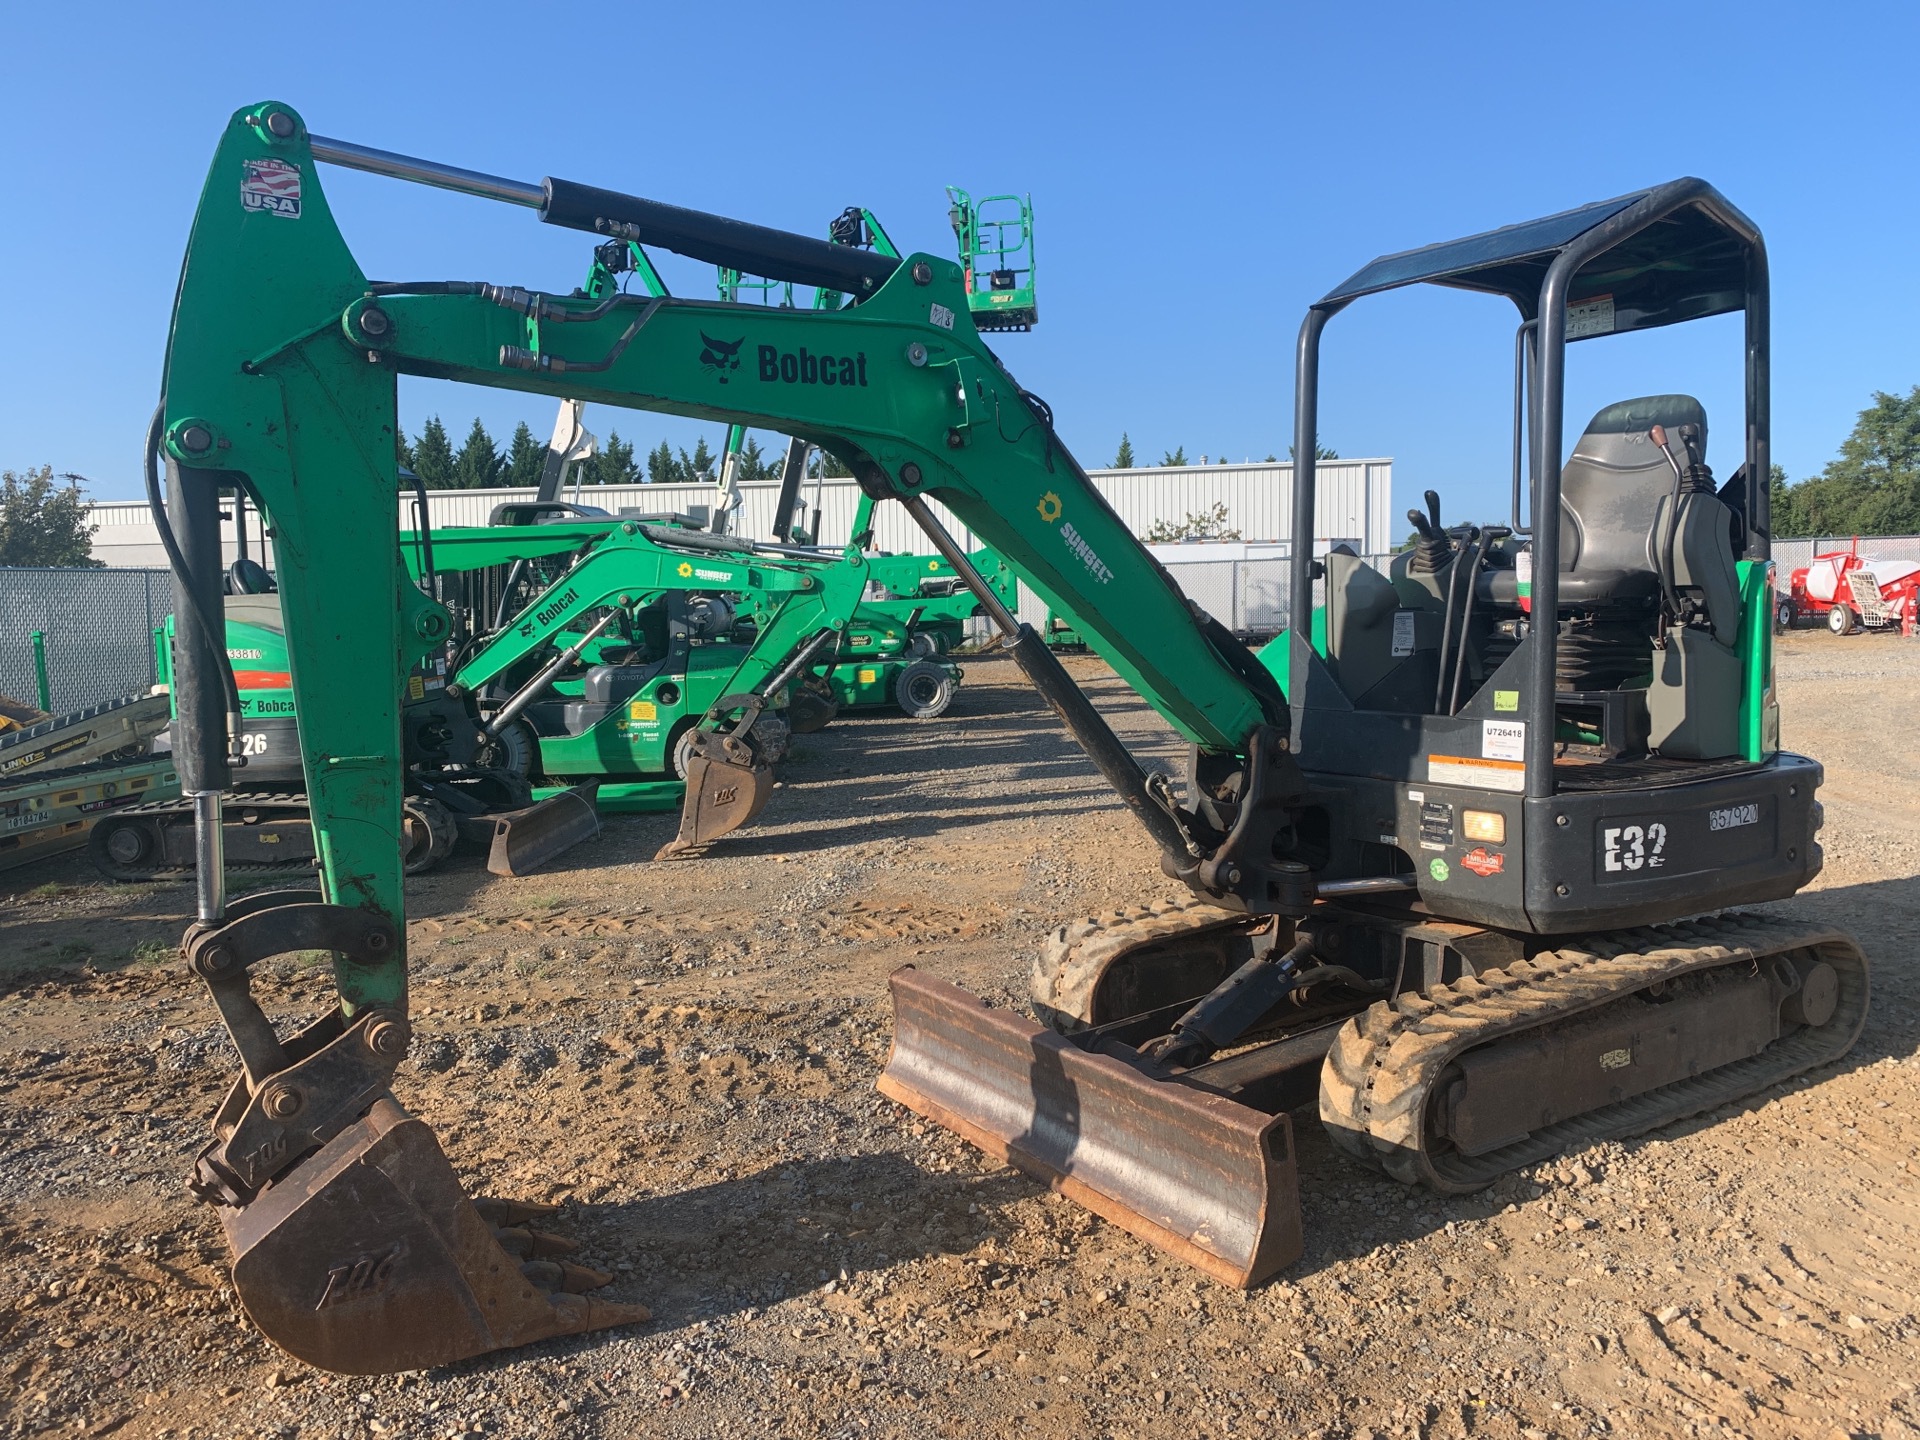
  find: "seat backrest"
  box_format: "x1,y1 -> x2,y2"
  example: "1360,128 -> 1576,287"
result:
1558,395 -> 1706,584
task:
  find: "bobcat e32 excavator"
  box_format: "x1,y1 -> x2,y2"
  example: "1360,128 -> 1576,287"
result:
154,103 -> 1862,1371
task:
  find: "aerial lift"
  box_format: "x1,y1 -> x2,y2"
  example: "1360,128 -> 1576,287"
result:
153,106 -> 1861,1373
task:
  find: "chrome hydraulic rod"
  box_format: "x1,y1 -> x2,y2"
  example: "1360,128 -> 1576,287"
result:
309,134 -> 544,208
192,790 -> 226,924
483,610 -> 620,739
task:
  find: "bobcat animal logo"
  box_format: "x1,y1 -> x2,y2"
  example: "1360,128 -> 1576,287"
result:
699,333 -> 745,382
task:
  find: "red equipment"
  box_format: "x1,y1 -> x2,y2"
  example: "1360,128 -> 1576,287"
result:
1780,540 -> 1920,636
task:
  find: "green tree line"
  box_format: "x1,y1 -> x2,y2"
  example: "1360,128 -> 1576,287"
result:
398,416 -> 852,490
1772,387 -> 1920,537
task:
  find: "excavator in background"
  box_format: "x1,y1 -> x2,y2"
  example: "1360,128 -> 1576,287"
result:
90,509 -> 868,879
415,510 -> 870,849
153,105 -> 1860,1373
593,198 -> 1031,719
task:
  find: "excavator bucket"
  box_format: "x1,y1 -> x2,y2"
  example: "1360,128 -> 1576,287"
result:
878,967 -> 1302,1287
222,1098 -> 648,1374
655,745 -> 774,859
463,782 -> 601,877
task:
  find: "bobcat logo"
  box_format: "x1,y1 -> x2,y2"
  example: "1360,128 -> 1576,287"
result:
699,333 -> 745,382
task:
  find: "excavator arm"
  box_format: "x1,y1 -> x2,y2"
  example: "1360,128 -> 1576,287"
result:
157,103 -> 1306,1372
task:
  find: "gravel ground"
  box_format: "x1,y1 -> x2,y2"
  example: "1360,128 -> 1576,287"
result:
1,631 -> 1916,1440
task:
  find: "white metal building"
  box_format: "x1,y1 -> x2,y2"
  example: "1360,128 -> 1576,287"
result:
83,458 -> 1394,573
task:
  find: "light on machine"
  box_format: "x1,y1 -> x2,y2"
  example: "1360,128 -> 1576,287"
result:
1462,810 -> 1506,844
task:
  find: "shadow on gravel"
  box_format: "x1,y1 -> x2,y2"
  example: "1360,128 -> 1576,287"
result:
446,1153 -> 1036,1365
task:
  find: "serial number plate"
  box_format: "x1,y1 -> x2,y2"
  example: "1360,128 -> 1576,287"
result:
1709,803 -> 1759,831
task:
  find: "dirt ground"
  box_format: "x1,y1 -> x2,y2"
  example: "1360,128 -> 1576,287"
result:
2,630 -> 1917,1440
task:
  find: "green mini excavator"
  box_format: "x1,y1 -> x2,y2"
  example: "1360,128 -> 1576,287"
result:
152,104 -> 1861,1374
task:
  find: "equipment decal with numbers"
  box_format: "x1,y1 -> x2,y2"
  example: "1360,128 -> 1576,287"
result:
1592,795 -> 1779,883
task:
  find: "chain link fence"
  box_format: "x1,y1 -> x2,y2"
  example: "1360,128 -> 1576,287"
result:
1771,536 -> 1920,574
0,569 -> 170,714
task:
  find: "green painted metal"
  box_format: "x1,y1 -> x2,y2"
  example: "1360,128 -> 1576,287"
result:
159,102 -> 1272,1015
1737,560 -> 1778,763
411,519 -> 869,776
946,187 -> 1037,332
29,632 -> 50,711
533,780 -> 682,813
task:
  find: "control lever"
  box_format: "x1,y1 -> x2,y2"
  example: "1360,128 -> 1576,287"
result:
1650,424 -> 1688,624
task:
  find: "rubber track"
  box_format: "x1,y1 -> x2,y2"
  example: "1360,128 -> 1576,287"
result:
1318,912 -> 1869,1193
1029,898 -> 1260,1032
92,793 -> 316,881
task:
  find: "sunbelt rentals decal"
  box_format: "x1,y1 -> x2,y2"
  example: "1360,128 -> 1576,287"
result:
1036,492 -> 1113,585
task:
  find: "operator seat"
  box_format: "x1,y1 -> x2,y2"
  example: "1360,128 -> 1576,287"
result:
1556,395 -> 1745,759
1557,395 -> 1705,608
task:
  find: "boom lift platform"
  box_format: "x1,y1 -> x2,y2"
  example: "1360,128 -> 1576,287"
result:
152,106 -> 1859,1373
947,187 -> 1037,332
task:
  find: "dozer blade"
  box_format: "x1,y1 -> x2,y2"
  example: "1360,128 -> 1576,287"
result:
223,1098 -> 648,1374
654,750 -> 774,859
467,782 -> 600,877
878,967 -> 1302,1288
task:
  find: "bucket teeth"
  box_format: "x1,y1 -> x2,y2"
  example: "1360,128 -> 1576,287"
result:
491,1224 -> 580,1259
471,1196 -> 561,1226
521,1259 -> 615,1294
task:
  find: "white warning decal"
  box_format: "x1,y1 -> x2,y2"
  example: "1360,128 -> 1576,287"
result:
1481,719 -> 1526,762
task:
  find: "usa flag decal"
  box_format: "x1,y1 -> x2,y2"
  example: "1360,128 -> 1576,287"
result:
241,157 -> 302,218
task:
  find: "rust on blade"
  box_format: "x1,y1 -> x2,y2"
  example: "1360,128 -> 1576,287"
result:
654,750 -> 774,859
481,782 -> 600,877
878,966 -> 1302,1288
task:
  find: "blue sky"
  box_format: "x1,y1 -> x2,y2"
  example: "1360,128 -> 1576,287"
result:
5,1 -> 1916,530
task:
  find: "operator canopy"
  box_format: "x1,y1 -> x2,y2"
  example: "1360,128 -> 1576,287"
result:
1318,179 -> 1756,334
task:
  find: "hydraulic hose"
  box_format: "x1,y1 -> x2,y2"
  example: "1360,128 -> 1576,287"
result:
144,404 -> 243,763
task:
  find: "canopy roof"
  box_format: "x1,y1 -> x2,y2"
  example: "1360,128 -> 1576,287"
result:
1318,179 -> 1756,336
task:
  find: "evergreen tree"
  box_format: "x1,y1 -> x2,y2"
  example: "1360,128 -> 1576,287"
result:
1159,445 -> 1188,466
808,449 -> 854,479
503,421 -> 545,488
449,418 -> 502,490
647,440 -> 680,485
733,436 -> 772,483
410,416 -> 456,489
582,431 -> 640,486
0,467 -> 100,566
1288,441 -> 1340,461
1112,433 -> 1135,469
686,437 -> 717,481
